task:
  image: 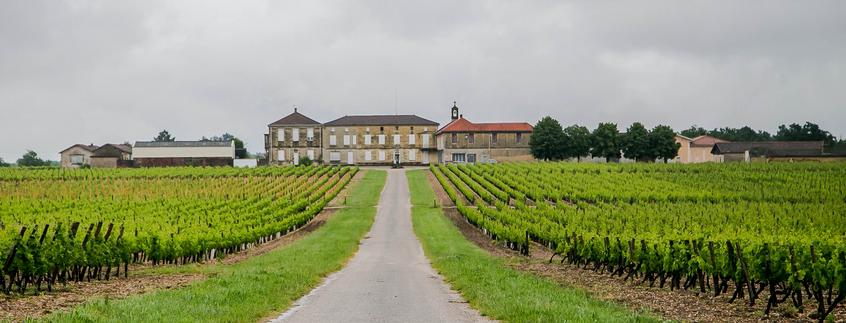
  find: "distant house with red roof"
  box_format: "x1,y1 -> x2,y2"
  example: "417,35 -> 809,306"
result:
435,103 -> 534,163
674,134 -> 729,163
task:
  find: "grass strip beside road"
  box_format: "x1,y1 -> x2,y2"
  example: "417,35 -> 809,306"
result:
406,169 -> 661,323
41,170 -> 387,323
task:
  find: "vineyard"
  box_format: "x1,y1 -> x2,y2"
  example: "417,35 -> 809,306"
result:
431,162 -> 846,321
0,166 -> 356,294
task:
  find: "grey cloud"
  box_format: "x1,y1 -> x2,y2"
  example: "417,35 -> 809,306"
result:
1,0 -> 845,161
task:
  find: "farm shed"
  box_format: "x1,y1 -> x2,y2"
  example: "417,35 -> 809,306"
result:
133,141 -> 235,167
59,144 -> 99,168
711,141 -> 825,162
674,135 -> 728,163
90,144 -> 133,168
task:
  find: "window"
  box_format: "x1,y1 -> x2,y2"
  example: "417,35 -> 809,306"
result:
378,134 -> 386,145
70,154 -> 84,165
277,129 -> 285,142
291,128 -> 300,141
278,150 -> 286,161
329,152 -> 341,161
343,135 -> 350,146
408,134 -> 416,145
352,135 -> 357,145
491,133 -> 497,144
408,149 -> 416,161
516,132 -> 523,143
378,150 -> 386,161
379,126 -> 384,133
467,154 -> 477,163
364,135 -> 372,145
393,134 -> 400,145
329,135 -> 337,146
451,133 -> 457,144
468,133 -> 475,144
452,153 -> 466,162
422,134 -> 430,147
365,150 -> 372,161
307,149 -> 314,160
306,128 -> 314,141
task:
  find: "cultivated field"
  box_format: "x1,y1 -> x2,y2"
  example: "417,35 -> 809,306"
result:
432,162 -> 846,321
0,166 -> 355,294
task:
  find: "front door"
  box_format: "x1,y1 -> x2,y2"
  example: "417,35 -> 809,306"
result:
422,151 -> 429,164
467,153 -> 476,163
293,151 -> 300,165
347,151 -> 354,165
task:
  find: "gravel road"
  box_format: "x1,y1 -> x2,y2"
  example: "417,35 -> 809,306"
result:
271,169 -> 492,323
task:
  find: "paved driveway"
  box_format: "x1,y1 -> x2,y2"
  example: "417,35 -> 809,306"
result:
272,169 -> 492,323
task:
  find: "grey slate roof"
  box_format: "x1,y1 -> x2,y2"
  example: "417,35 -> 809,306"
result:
324,115 -> 438,126
134,141 -> 233,148
268,110 -> 321,126
711,141 -> 824,156
59,144 -> 99,154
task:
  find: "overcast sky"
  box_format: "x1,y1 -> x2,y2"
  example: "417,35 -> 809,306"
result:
1,0 -> 845,161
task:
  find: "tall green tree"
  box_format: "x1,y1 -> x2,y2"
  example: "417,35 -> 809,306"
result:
529,116 -> 566,161
17,150 -> 48,167
202,133 -> 248,158
590,123 -> 622,162
775,122 -> 836,145
649,125 -> 680,163
708,126 -> 771,141
0,158 -> 9,167
680,125 -> 708,138
154,130 -> 176,142
563,125 -> 591,162
622,122 -> 651,161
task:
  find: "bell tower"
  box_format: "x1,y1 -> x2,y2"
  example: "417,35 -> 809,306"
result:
451,101 -> 459,120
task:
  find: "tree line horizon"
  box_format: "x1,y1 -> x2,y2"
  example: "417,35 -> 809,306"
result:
528,118 -> 843,163
1,121 -> 841,167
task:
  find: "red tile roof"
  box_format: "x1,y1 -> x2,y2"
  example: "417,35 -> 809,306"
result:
690,135 -> 729,147
437,117 -> 533,134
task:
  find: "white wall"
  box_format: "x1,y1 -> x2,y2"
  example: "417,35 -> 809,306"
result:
133,146 -> 235,158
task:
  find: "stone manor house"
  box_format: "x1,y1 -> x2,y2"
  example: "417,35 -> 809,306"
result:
264,103 -> 534,166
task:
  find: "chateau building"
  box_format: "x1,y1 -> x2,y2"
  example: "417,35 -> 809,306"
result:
435,103 -> 533,163
265,108 -> 322,166
264,103 -> 534,166
322,115 -> 438,166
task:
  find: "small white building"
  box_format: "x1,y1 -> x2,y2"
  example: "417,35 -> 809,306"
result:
133,141 -> 235,167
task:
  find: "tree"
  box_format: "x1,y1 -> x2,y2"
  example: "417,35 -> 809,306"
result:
590,123 -> 622,162
680,125 -> 708,138
154,130 -> 175,142
649,125 -> 680,163
202,133 -> 248,158
529,116 -> 567,161
17,150 -> 48,167
708,126 -> 771,142
563,125 -> 591,162
298,156 -> 313,166
775,122 -> 836,145
0,158 -> 9,167
622,122 -> 651,162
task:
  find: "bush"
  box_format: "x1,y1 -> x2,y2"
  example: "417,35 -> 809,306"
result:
298,156 -> 313,166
